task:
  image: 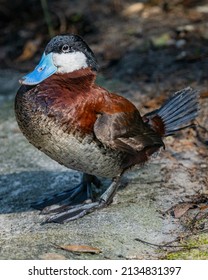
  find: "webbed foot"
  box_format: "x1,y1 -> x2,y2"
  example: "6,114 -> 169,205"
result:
42,175 -> 121,223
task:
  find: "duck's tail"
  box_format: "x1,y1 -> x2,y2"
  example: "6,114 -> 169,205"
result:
143,87 -> 199,137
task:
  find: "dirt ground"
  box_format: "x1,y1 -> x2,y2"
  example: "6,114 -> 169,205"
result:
0,0 -> 208,259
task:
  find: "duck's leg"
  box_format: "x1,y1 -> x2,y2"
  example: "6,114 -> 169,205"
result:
44,175 -> 121,223
31,173 -> 101,210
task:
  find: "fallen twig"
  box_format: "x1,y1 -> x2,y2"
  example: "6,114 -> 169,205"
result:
135,237 -> 198,249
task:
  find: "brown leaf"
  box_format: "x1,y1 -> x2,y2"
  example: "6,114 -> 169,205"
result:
55,244 -> 102,254
201,91 -> 208,99
173,203 -> 194,218
16,37 -> 42,62
122,3 -> 144,17
199,204 -> 208,211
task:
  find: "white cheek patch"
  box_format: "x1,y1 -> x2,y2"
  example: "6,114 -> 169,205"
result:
52,52 -> 88,73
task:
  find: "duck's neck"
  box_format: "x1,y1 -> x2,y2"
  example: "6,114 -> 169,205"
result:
44,67 -> 97,91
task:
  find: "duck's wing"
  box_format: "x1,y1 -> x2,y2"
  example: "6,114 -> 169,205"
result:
93,91 -> 164,156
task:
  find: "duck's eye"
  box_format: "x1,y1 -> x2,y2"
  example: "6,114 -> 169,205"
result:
62,44 -> 70,53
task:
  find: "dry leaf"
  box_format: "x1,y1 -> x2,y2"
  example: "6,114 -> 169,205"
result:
122,3 -> 144,16
55,244 -> 102,254
201,91 -> 208,99
173,203 -> 194,218
16,37 -> 42,62
199,204 -> 208,211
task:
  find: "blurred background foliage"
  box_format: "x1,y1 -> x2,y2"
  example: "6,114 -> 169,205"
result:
1,0 -> 208,92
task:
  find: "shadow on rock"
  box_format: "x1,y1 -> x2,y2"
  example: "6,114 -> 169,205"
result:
0,170 -> 82,214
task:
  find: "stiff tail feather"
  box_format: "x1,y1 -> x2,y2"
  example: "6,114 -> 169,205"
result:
144,87 -> 199,137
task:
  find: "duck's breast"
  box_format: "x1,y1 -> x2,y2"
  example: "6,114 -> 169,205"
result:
15,84 -> 124,178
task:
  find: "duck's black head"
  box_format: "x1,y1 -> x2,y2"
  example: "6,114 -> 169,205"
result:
20,34 -> 98,85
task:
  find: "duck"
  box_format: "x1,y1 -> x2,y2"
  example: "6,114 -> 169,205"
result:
15,34 -> 199,223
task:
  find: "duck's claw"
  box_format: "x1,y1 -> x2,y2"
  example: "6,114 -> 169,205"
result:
43,201 -> 104,223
